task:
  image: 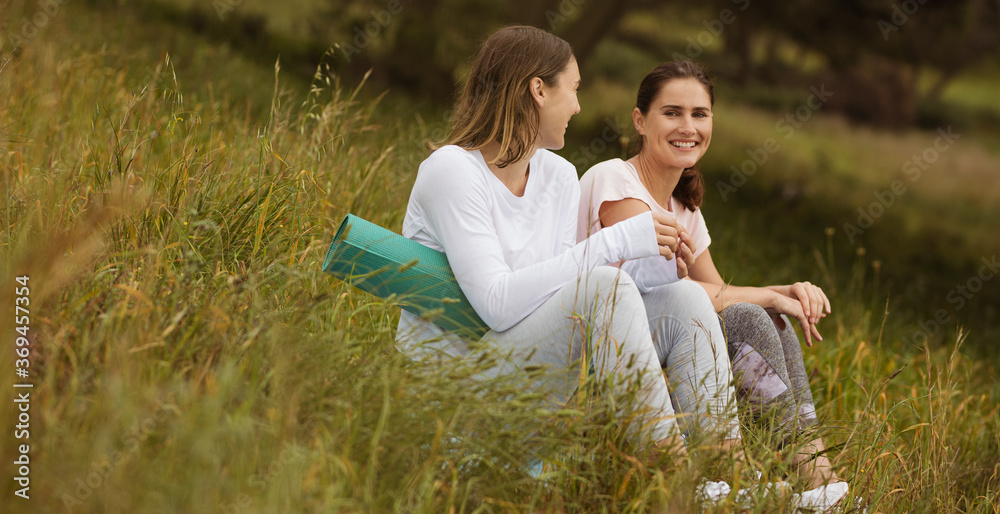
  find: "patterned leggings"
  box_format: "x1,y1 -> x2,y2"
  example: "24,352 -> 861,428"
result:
719,303 -> 818,439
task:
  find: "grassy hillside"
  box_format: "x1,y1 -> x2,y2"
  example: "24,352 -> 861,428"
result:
1,2 -> 998,513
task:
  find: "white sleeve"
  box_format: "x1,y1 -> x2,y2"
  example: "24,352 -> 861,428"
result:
620,255 -> 680,293
414,167 -> 659,332
560,177 -> 581,252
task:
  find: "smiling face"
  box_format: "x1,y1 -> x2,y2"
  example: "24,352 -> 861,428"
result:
633,77 -> 713,170
534,58 -> 581,150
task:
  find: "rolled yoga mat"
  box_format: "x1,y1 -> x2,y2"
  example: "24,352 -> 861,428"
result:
322,214 -> 489,339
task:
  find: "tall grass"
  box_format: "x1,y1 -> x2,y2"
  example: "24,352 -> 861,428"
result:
1,3 -> 998,513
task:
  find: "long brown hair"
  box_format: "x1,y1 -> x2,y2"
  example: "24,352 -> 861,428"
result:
632,60 -> 713,211
443,26 -> 574,168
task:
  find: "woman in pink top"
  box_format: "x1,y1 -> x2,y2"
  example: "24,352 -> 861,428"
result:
579,61 -> 848,503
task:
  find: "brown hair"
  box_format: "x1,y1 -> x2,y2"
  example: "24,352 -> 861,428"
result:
632,60 -> 714,211
443,26 -> 574,168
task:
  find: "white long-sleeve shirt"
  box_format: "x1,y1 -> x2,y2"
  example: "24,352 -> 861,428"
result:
396,145 -> 661,352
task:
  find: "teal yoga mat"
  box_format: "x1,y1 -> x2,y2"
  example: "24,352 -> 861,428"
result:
322,214 -> 489,339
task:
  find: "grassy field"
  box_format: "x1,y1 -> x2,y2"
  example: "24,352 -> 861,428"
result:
2,2 -> 999,513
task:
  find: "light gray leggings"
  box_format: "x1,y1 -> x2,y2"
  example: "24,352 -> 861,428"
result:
474,267 -> 679,444
641,280 -> 741,441
475,269 -> 740,444
720,303 -> 818,439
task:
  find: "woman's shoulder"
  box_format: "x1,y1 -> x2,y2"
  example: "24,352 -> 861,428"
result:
577,158 -> 652,215
580,158 -> 633,182
579,158 -> 638,191
417,145 -> 487,185
532,148 -> 578,182
423,145 -> 482,168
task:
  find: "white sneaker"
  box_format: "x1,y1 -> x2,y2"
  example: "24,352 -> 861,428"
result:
696,480 -> 731,503
795,481 -> 849,512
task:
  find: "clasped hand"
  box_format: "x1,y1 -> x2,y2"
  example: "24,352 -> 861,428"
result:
651,212 -> 696,279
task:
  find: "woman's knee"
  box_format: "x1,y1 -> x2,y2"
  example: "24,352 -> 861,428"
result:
720,303 -> 777,352
645,280 -> 715,326
589,265 -> 635,285
721,302 -> 771,328
674,280 -> 715,316
567,266 -> 645,320
583,266 -> 640,298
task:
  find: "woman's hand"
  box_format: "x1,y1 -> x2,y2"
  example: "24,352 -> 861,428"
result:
770,282 -> 832,325
651,211 -> 681,259
674,226 -> 697,279
675,242 -> 691,279
788,281 -> 831,325
650,212 -> 698,279
766,291 -> 823,346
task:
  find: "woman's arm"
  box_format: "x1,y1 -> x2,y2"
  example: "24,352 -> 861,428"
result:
413,163 -> 662,332
598,198 -> 696,290
686,249 -> 779,310
687,249 -> 826,345
763,284 -> 831,326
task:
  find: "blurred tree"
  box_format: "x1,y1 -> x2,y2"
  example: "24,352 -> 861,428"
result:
316,0 -> 648,96
558,0 -> 640,66
317,0 -> 461,97
122,0 -> 997,126
883,0 -> 1000,102
739,0 -> 1000,127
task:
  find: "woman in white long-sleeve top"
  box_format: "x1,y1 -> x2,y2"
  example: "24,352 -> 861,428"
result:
395,26 -> 741,459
